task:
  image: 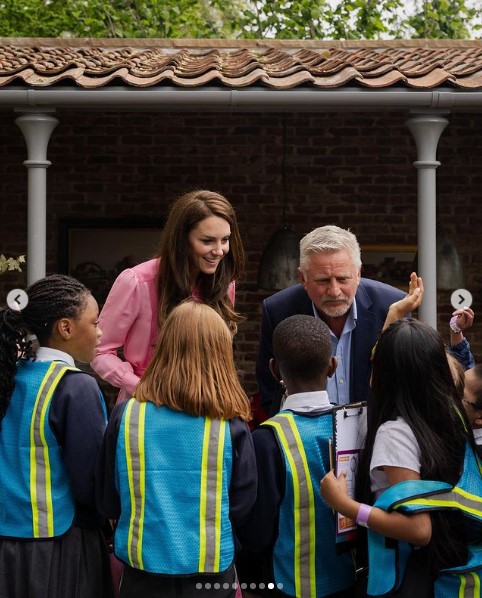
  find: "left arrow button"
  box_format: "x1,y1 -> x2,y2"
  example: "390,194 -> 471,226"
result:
6,289 -> 29,311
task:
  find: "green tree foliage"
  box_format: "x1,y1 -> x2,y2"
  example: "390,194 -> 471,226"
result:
0,0 -> 238,38
0,0 -> 480,39
227,0 -> 407,39
227,0 -> 481,39
406,0 -> 480,38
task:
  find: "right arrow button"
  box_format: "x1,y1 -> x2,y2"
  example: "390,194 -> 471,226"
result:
451,288 -> 473,310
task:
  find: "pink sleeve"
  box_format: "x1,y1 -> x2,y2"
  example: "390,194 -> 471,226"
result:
90,268 -> 142,396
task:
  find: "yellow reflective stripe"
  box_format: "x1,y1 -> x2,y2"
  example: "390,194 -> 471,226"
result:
267,420 -> 303,594
454,486 -> 482,519
125,400 -> 135,567
199,418 -> 225,573
214,420 -> 225,572
29,362 -> 72,537
453,403 -> 468,433
456,570 -> 480,598
265,414 -> 316,597
469,571 -> 480,597
125,400 -> 146,569
399,486 -> 482,519
287,416 -> 316,598
199,418 -> 211,571
469,571 -> 480,598
137,403 -> 146,568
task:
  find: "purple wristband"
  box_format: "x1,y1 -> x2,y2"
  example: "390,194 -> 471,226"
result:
450,315 -> 462,334
356,503 -> 373,528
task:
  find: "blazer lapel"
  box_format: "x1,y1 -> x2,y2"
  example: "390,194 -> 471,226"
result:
351,283 -> 377,403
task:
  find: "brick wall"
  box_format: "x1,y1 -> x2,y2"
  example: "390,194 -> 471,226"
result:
1,109 -> 480,403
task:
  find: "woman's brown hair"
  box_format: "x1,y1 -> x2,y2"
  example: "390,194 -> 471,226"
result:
156,190 -> 245,334
135,301 -> 251,421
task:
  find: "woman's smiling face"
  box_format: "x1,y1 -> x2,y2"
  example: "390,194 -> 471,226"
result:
187,215 -> 231,279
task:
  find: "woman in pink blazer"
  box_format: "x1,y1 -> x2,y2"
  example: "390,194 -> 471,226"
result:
90,190 -> 244,403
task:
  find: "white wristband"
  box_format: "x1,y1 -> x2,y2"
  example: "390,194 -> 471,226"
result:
356,503 -> 373,528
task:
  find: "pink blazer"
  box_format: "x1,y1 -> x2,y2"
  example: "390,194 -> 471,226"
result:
90,258 -> 236,403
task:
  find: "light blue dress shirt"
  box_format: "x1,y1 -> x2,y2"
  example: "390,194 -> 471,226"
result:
312,300 -> 357,406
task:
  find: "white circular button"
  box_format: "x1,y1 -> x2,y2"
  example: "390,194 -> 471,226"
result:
450,289 -> 473,310
6,288 -> 29,311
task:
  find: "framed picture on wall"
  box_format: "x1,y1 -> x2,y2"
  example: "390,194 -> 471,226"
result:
360,244 -> 417,291
59,218 -> 163,306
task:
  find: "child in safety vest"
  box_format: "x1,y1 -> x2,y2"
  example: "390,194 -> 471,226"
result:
321,318 -> 480,597
239,314 -> 356,598
462,365 -> 482,452
0,274 -> 112,598
445,306 -> 482,451
449,354 -> 482,456
96,300 -> 257,598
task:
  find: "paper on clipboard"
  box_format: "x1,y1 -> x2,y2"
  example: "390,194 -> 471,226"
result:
331,402 -> 367,543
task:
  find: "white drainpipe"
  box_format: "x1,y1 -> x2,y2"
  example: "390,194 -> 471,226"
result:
406,111 -> 449,329
15,110 -> 58,285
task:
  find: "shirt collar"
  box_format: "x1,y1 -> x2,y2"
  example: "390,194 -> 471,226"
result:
473,428 -> 482,441
352,297 -> 358,323
281,390 -> 333,414
346,298 -> 357,331
35,346 -> 75,366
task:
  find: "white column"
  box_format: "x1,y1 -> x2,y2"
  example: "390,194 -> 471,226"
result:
406,112 -> 449,329
15,111 -> 59,285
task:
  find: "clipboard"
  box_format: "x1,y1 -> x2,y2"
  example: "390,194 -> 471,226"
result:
330,402 -> 367,544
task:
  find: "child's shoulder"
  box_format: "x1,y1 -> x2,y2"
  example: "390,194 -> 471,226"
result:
58,367 -> 103,396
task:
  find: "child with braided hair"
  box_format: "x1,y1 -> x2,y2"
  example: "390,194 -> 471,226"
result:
0,274 -> 113,598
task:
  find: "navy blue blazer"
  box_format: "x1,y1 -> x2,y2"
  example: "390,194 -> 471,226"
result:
256,278 -> 405,413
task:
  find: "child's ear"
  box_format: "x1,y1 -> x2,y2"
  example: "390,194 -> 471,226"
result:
56,317 -> 73,340
326,356 -> 338,379
474,417 -> 482,429
269,358 -> 281,382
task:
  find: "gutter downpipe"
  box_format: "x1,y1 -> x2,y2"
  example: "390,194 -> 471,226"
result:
15,109 -> 58,285
406,111 -> 449,330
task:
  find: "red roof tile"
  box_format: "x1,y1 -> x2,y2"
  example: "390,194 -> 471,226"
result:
1,38 -> 482,90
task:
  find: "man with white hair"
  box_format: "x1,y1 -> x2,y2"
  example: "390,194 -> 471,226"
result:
256,225 -> 405,415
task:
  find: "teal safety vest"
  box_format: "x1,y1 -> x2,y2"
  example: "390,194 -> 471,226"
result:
367,442 -> 482,597
114,400 -> 235,575
264,411 -> 355,598
0,360 -> 78,538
